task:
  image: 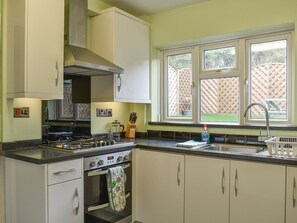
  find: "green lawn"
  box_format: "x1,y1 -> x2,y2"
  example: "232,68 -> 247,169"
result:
201,114 -> 239,123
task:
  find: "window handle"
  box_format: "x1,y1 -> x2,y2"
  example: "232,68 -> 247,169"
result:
191,82 -> 195,95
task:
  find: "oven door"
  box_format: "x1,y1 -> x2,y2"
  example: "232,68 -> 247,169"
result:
84,162 -> 132,223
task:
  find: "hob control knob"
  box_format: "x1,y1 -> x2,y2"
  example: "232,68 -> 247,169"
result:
117,156 -> 123,163
97,160 -> 104,166
123,155 -> 130,161
89,161 -> 96,168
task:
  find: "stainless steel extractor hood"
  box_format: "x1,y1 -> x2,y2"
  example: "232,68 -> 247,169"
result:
64,0 -> 124,76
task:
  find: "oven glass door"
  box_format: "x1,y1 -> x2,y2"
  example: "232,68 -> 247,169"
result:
84,162 -> 132,223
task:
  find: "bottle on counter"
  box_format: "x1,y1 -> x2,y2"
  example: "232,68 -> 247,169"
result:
201,124 -> 210,144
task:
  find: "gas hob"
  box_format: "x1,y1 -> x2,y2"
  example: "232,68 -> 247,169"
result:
42,138 -> 135,154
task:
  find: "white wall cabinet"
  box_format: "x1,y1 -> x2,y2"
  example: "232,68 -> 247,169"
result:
90,7 -> 150,103
5,158 -> 83,223
230,160 -> 286,223
286,166 -> 297,223
135,150 -> 184,223
7,0 -> 64,99
185,156 -> 229,223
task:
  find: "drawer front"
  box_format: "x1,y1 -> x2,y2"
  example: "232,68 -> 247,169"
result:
48,159 -> 82,185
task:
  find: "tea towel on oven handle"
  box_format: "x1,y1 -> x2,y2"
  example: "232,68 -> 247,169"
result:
107,165 -> 126,212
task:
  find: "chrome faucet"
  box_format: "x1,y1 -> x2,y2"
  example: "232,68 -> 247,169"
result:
243,103 -> 271,141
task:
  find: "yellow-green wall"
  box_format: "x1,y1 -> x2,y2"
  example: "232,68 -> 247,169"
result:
147,0 -> 297,136
2,0 -> 297,143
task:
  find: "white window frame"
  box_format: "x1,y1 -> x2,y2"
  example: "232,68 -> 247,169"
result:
161,48 -> 196,122
198,41 -> 242,124
160,30 -> 294,126
244,32 -> 293,125
199,41 -> 240,76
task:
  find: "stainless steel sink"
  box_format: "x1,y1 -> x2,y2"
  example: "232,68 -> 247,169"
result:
203,144 -> 265,154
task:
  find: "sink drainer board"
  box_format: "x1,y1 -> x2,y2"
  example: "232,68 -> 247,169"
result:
205,144 -> 264,154
265,137 -> 297,157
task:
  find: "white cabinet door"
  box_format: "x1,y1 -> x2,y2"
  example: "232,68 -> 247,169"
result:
113,11 -> 150,102
185,156 -> 229,223
48,178 -> 83,223
135,150 -> 184,223
230,161 -> 286,223
286,166 -> 297,223
7,0 -> 64,99
90,8 -> 150,103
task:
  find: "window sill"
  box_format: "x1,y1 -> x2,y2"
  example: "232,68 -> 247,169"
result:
148,121 -> 297,131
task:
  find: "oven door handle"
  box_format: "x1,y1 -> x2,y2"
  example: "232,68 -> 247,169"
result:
87,192 -> 131,212
87,163 -> 131,177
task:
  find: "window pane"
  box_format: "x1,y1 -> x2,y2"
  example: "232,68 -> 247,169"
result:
167,53 -> 192,118
249,40 -> 287,120
204,46 -> 236,70
200,77 -> 239,123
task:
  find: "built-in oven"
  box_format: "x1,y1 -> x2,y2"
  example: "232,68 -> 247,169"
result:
84,150 -> 132,223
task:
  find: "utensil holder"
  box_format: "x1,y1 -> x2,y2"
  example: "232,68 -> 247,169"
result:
125,122 -> 136,138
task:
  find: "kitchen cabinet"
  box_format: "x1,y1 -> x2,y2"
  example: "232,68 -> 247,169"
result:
185,155 -> 229,223
5,158 -> 83,223
90,7 -> 150,103
286,166 -> 297,223
135,149 -> 184,223
7,0 -> 64,99
230,160 -> 286,223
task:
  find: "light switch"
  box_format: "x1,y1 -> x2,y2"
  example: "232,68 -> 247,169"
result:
14,107 -> 30,118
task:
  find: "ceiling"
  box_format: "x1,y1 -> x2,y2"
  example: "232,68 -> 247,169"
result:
100,0 -> 209,15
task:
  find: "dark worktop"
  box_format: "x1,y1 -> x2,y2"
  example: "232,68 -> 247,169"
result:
2,145 -> 136,164
3,138 -> 297,166
133,138 -> 297,166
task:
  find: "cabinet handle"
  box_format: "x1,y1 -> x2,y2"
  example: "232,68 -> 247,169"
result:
221,167 -> 225,194
53,168 -> 78,176
293,176 -> 296,208
177,162 -> 181,187
117,74 -> 122,92
235,169 -> 238,197
73,187 -> 79,215
55,61 -> 60,86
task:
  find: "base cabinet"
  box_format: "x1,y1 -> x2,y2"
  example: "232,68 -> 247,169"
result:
5,158 -> 83,223
135,150 -> 184,223
230,160 -> 286,223
48,178 -> 82,223
135,150 -> 287,223
185,156 -> 229,223
286,166 -> 297,223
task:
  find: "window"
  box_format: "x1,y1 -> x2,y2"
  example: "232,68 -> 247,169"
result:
161,31 -> 293,125
162,49 -> 194,121
199,42 -> 240,123
246,34 -> 291,123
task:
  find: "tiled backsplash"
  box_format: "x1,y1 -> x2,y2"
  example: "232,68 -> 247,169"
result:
147,130 -> 266,146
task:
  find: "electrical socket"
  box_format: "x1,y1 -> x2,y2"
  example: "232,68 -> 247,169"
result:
96,108 -> 112,117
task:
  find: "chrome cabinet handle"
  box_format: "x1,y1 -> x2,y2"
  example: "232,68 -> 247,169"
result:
222,167 -> 225,194
117,74 -> 122,92
55,61 -> 60,86
293,176 -> 296,208
177,162 -> 181,187
235,169 -> 238,197
73,188 -> 79,215
53,168 -> 78,176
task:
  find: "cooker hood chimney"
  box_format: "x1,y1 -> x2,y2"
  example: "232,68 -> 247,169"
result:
64,0 -> 124,76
